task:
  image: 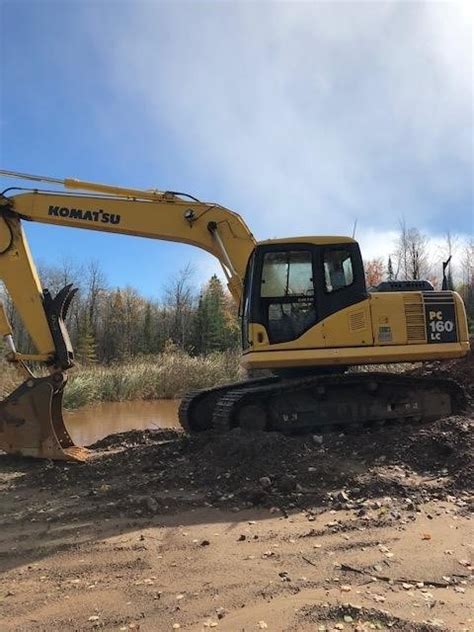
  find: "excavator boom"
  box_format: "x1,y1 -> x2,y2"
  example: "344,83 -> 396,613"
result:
0,170 -> 255,460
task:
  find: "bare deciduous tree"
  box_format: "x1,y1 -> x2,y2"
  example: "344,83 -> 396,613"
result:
394,220 -> 431,281
84,260 -> 107,334
164,263 -> 196,349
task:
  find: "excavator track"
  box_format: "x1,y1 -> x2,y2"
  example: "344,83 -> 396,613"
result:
210,373 -> 466,435
178,376 -> 279,432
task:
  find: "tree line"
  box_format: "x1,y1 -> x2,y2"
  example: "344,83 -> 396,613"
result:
2,262 -> 241,364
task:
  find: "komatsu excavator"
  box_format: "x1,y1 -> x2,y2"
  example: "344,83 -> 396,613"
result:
0,169 -> 469,461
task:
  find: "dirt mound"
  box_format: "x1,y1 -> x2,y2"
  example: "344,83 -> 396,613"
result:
89,428 -> 182,450
17,410 -> 471,526
182,413 -> 473,509
412,338 -> 474,403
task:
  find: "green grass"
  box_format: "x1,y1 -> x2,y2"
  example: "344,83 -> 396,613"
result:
0,351 -> 243,409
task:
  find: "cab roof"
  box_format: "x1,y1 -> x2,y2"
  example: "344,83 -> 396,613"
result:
257,236 -> 357,246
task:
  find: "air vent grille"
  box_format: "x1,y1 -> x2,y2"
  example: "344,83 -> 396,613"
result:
404,296 -> 426,343
349,311 -> 366,331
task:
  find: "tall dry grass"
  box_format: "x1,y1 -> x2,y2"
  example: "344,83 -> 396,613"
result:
0,350 -> 243,409
0,357 -> 22,399
64,351 -> 243,408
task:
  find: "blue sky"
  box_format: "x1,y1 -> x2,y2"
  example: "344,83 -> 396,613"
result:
1,1 -> 472,298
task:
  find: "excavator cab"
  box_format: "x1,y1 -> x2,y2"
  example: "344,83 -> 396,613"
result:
241,236 -> 469,374
242,238 -> 366,348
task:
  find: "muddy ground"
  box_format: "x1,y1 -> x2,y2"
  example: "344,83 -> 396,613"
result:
0,352 -> 472,631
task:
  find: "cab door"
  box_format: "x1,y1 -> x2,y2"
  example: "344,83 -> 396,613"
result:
316,243 -> 368,321
316,243 -> 371,347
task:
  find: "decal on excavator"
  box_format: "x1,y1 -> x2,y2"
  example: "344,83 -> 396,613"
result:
48,205 -> 121,225
423,292 -> 457,343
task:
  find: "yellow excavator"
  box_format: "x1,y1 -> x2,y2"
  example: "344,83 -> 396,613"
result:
0,169 -> 469,461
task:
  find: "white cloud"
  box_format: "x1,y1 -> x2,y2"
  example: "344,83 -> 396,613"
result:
84,1 -> 472,260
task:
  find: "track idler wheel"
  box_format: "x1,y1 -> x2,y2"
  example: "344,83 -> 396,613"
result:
0,373 -> 89,461
178,390 -> 217,433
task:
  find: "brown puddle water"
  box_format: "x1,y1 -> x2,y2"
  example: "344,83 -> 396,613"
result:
64,400 -> 181,446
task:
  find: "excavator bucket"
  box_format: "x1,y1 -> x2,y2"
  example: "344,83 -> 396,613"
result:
0,373 -> 89,461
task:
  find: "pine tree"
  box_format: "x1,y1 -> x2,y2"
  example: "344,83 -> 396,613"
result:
387,256 -> 394,281
192,293 -> 206,354
192,275 -> 236,354
75,316 -> 97,364
204,275 -> 226,352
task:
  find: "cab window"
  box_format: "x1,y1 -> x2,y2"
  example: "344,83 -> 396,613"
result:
324,249 -> 354,293
261,251 -> 313,297
260,250 -> 316,344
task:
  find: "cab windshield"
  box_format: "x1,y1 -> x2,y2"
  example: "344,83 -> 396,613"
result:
261,251 -> 314,297
260,250 -> 316,343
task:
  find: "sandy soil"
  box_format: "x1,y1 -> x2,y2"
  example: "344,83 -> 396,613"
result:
0,352 -> 472,631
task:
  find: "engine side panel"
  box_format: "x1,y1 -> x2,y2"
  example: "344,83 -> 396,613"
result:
243,290 -> 469,370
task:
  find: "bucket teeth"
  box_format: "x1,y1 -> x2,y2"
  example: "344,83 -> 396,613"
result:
62,285 -> 78,320
47,283 -> 78,321
43,284 -> 73,318
0,373 -> 88,462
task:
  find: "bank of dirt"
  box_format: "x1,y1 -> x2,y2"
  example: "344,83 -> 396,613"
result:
0,352 -> 472,631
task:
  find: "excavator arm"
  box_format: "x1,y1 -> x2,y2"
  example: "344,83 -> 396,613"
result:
0,170 -> 256,460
